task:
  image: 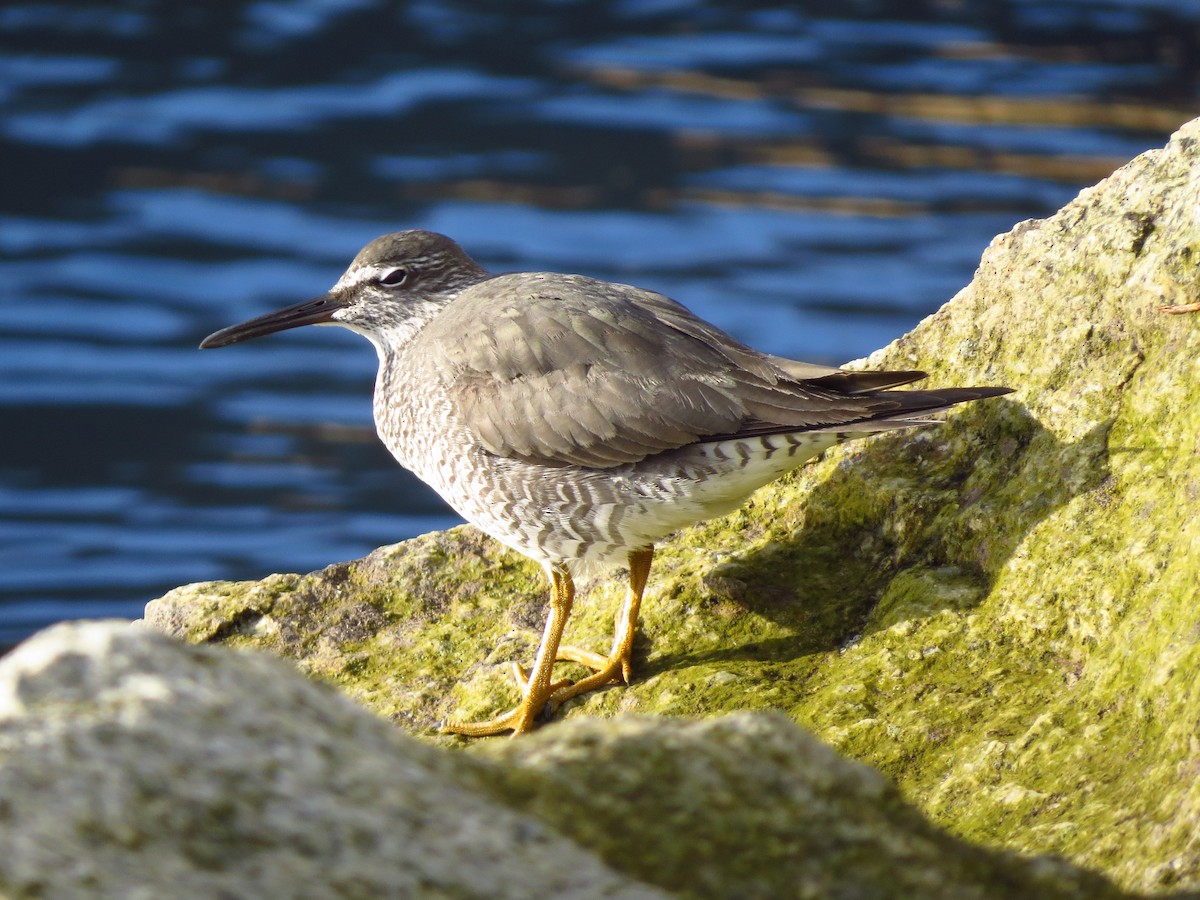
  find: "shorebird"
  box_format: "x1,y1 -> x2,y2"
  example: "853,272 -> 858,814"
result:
201,230 -> 1010,736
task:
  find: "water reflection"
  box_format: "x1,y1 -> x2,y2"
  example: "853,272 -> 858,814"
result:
1,0 -> 1196,645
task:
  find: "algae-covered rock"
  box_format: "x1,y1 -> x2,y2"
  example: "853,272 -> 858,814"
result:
0,621 -> 1123,899
145,117 -> 1200,894
473,713 -> 1127,899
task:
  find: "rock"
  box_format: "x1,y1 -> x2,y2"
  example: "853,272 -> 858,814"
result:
0,621 -> 660,899
144,116 -> 1200,894
473,713 -> 1125,899
0,621 -> 1121,899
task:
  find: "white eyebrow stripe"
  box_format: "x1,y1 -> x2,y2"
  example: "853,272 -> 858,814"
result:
331,253 -> 433,293
332,267 -> 383,292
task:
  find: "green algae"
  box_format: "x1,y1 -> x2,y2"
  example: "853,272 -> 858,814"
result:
460,714 -> 1127,899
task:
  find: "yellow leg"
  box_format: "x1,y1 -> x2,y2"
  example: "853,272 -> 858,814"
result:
442,565 -> 575,737
551,547 -> 654,706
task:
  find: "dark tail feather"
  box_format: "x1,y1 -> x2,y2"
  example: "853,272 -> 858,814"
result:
831,385 -> 1014,432
724,385 -> 1013,439
806,369 -> 929,394
882,385 -> 1014,409
766,356 -> 928,393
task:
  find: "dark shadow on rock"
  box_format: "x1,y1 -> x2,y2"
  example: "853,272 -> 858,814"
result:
650,399 -> 1114,674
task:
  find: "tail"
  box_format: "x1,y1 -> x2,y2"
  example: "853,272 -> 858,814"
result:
822,385 -> 1013,433
710,380 -> 1013,442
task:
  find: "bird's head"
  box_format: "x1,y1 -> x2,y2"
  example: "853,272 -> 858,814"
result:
200,230 -> 488,351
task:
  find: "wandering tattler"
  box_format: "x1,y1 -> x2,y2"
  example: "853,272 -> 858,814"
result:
201,230 -> 1011,736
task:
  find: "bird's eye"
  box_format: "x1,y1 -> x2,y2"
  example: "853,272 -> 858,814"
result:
378,268 -> 409,287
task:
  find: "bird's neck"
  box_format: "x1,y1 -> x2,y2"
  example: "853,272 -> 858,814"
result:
369,325 -> 447,472
343,295 -> 455,363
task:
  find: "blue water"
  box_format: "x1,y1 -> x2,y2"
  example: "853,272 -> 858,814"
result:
1,0 -> 1197,647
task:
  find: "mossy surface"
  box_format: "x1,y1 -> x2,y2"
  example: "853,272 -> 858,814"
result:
146,119 -> 1200,894
463,713 -> 1128,900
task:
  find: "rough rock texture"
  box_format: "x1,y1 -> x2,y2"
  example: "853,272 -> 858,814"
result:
0,621 -> 661,899
0,621 -> 1121,899
143,117 -> 1200,895
474,714 -> 1127,899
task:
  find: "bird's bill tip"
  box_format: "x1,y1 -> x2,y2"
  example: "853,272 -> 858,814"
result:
199,293 -> 341,349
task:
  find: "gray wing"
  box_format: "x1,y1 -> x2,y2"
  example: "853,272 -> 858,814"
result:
420,273 -> 945,468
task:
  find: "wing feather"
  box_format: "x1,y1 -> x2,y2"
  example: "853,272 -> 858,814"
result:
417,272 -> 991,468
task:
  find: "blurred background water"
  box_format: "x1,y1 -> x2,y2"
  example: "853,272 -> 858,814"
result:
1,0 -> 1197,648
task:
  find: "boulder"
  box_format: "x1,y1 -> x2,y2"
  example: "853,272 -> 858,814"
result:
0,621 -> 1119,898
0,621 -> 661,898
141,116 -> 1200,894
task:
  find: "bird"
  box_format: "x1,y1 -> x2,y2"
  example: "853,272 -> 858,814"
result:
201,229 -> 1011,736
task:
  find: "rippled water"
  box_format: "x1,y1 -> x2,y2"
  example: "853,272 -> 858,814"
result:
1,0 -> 1197,646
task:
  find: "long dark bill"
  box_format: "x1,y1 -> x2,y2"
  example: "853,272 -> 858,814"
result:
199,293 -> 344,349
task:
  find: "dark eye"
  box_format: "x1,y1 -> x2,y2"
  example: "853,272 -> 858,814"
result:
378,268 -> 409,287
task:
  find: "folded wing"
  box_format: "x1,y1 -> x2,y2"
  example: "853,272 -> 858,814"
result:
421,273 -> 1009,468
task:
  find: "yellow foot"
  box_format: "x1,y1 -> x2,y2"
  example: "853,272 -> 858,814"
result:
443,654 -> 629,736
441,692 -> 553,737
549,655 -> 628,706
442,549 -> 653,737
509,645 -> 619,689
563,643 -> 635,684
555,643 -> 611,671
510,660 -> 572,694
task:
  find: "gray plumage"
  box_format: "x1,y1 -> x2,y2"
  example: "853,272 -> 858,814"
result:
201,229 -> 1011,734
